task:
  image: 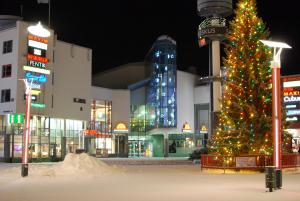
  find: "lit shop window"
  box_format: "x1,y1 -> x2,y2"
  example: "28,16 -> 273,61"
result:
91,100 -> 112,133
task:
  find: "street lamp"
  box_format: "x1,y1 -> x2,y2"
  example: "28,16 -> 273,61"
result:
20,79 -> 33,177
20,21 -> 50,177
260,39 -> 291,188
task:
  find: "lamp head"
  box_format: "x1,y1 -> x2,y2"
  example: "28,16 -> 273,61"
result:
260,40 -> 291,66
27,21 -> 50,38
259,40 -> 291,49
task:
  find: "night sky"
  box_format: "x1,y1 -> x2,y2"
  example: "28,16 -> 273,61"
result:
1,0 -> 299,76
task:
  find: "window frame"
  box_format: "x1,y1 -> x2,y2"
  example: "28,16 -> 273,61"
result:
1,89 -> 11,103
3,40 -> 13,54
1,64 -> 12,78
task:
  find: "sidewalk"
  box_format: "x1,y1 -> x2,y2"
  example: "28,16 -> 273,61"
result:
100,157 -> 194,165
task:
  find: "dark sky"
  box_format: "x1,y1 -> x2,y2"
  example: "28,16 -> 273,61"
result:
1,0 -> 299,76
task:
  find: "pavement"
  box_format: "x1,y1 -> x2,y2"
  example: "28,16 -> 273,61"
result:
99,157 -> 195,165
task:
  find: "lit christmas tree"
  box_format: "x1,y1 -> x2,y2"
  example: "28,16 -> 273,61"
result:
209,0 -> 291,156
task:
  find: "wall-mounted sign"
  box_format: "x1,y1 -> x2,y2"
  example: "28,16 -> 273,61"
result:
114,122 -> 128,133
23,66 -> 50,74
28,34 -> 48,44
25,72 -> 47,83
9,113 -> 24,124
28,47 -> 46,57
31,103 -> 46,108
31,90 -> 41,95
283,81 -> 300,88
73,98 -> 86,104
286,117 -> 298,122
30,83 -> 41,90
24,94 -> 37,102
28,60 -> 46,68
284,96 -> 300,103
182,122 -> 192,133
27,54 -> 48,63
28,40 -> 48,50
200,125 -> 208,133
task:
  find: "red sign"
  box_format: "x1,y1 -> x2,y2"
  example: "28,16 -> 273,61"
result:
27,54 -> 48,63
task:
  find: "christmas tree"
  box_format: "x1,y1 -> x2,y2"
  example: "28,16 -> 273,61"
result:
209,0 -> 291,156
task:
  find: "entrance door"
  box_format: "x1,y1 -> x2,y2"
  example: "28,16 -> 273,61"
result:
115,135 -> 127,157
152,135 -> 164,157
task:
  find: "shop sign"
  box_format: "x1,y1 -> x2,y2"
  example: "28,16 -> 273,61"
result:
284,96 -> 300,103
31,103 -> 46,108
114,122 -> 128,133
286,110 -> 300,116
9,113 -> 24,124
286,117 -> 298,122
236,157 -> 256,167
25,72 -> 47,83
182,122 -> 192,133
28,40 -> 48,50
28,46 -> 46,57
27,54 -> 48,63
23,66 -> 50,75
28,34 -> 48,44
28,60 -> 46,68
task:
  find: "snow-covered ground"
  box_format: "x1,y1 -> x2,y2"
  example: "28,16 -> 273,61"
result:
0,153 -> 300,201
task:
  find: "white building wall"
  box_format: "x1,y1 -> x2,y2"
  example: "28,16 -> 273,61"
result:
91,86 -> 130,129
51,40 -> 92,121
112,90 -> 130,129
0,26 -> 18,115
176,70 -> 198,133
194,85 -> 210,104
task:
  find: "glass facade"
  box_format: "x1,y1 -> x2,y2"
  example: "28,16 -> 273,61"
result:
147,36 -> 177,128
0,114 -> 86,162
128,36 -> 178,157
90,100 -> 113,155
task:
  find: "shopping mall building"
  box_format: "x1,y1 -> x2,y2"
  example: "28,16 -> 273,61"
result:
1,17 -> 299,162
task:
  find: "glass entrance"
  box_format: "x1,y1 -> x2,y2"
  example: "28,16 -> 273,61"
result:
128,140 -> 145,157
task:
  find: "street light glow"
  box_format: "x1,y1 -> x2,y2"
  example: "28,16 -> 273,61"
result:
27,22 -> 50,38
259,40 -> 292,49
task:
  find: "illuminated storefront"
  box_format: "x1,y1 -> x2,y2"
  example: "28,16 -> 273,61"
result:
87,100 -> 112,156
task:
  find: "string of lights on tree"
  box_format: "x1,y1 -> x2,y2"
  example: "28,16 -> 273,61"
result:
208,0 -> 292,156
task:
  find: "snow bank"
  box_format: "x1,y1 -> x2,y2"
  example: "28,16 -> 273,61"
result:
34,153 -> 118,177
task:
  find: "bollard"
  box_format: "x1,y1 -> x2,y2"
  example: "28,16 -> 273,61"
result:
265,166 -> 276,192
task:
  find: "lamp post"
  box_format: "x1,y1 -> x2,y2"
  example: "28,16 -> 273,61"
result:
21,79 -> 33,177
20,21 -> 50,177
260,40 -> 291,188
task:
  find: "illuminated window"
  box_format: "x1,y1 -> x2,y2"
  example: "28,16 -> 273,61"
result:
2,64 -> 12,78
90,100 -> 112,134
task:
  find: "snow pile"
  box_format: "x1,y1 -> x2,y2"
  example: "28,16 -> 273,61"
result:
39,153 -> 118,177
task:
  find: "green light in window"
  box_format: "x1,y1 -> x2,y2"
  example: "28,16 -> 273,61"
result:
9,113 -> 24,124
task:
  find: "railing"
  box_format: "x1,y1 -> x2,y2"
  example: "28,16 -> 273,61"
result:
282,154 -> 300,168
201,154 -> 300,170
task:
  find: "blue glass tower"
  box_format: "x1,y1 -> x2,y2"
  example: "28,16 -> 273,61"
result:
146,36 -> 177,128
